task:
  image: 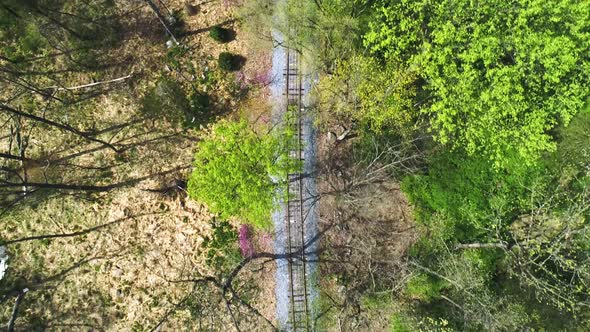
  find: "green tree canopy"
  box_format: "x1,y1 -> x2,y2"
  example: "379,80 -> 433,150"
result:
187,119 -> 300,228
318,55 -> 417,134
365,0 -> 590,167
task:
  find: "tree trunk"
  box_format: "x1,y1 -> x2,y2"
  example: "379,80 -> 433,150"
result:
143,0 -> 179,44
0,103 -> 120,153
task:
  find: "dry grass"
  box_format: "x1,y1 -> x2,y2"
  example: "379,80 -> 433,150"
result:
0,1 -> 278,330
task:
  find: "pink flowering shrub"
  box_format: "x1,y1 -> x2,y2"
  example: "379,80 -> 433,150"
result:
238,224 -> 254,257
235,70 -> 272,90
251,71 -> 271,86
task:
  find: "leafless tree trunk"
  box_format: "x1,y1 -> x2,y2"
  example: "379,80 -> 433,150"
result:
0,103 -> 120,152
143,0 -> 179,44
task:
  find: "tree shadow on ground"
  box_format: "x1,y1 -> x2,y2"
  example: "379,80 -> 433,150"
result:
182,19 -> 238,37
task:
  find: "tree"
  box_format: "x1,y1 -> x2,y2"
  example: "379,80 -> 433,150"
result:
317,55 -> 417,134
454,182 -> 590,316
187,119 -> 300,228
270,0 -> 374,71
365,0 -> 590,167
406,251 -> 539,332
400,92 -> 590,328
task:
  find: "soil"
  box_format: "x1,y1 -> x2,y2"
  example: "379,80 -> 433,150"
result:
0,1 -> 278,330
314,127 -> 419,331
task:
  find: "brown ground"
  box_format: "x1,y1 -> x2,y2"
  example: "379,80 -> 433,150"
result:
0,1 -> 278,330
313,125 -> 419,331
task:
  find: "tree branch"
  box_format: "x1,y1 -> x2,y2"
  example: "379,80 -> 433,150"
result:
6,289 -> 28,332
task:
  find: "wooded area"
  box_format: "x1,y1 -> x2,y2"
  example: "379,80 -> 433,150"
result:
1,0 -> 589,331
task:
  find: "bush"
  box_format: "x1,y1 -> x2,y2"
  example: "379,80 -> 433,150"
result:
554,105 -> 590,172
209,25 -> 230,43
389,314 -> 413,332
218,52 -> 238,71
165,45 -> 189,71
185,91 -> 210,126
401,150 -> 543,241
405,273 -> 447,302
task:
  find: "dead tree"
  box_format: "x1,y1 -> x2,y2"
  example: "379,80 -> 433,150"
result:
0,103 -> 120,153
143,0 -> 179,44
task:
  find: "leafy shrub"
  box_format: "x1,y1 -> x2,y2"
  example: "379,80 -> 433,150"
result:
209,25 -> 231,43
218,52 -> 240,71
389,314 -> 412,332
554,105 -> 590,173
165,45 -> 189,71
405,273 -> 447,302
361,293 -> 393,310
20,23 -> 45,55
401,150 -> 543,241
185,91 -> 210,126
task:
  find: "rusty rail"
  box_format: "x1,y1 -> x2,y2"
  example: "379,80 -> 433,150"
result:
283,48 -> 310,332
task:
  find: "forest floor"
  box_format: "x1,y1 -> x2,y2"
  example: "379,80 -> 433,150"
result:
0,1 -> 279,330
314,129 -> 419,330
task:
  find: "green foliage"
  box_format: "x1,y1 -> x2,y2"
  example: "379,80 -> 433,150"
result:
279,0 -> 374,70
361,292 -> 394,310
553,104 -> 590,173
405,273 -> 447,303
365,0 -> 590,167
389,314 -> 412,332
390,314 -> 454,332
20,23 -> 45,56
186,91 -> 210,125
209,25 -> 231,43
403,154 -> 590,324
218,52 -> 239,71
187,119 -> 301,228
402,150 -> 543,240
166,45 -> 190,71
318,55 -> 417,134
201,219 -> 240,271
312,293 -> 338,330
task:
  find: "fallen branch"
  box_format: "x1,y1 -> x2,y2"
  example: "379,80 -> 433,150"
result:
45,74 -> 133,91
454,242 -> 507,251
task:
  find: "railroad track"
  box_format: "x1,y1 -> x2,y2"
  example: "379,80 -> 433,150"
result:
283,48 -> 311,332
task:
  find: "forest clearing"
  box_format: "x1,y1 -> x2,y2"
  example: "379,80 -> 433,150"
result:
1,0 -> 590,331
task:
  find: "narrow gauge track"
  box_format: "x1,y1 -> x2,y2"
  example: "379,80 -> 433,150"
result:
283,48 -> 311,332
